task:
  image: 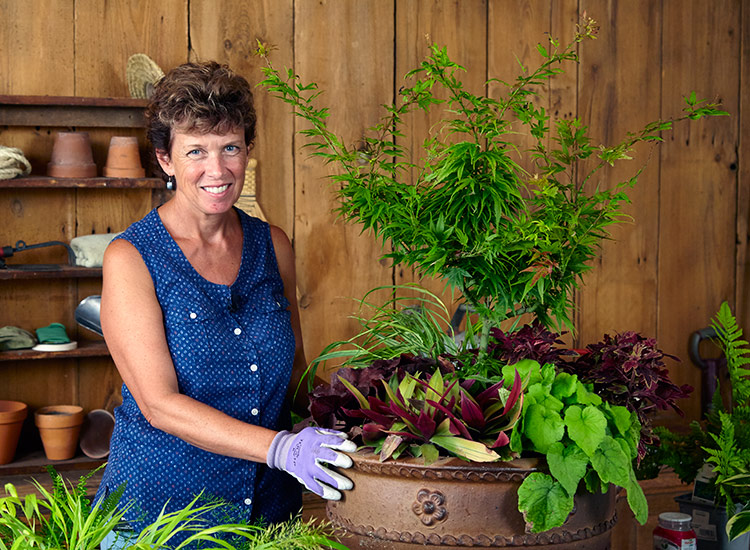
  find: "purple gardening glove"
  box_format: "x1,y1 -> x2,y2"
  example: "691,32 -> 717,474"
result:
266,427 -> 357,500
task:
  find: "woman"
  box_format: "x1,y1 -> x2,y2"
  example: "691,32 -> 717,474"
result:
96,61 -> 354,546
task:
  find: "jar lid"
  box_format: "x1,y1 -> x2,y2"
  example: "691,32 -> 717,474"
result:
658,512 -> 693,530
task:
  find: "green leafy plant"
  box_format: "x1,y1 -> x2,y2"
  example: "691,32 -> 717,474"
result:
258,15 -> 723,536
653,302 -> 750,539
258,18 -> 726,350
0,467 -> 345,550
506,359 -> 646,532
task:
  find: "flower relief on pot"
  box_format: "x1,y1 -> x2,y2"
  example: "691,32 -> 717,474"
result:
413,489 -> 448,526
258,13 -> 727,547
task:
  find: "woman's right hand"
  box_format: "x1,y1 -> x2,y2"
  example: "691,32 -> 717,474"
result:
266,427 -> 357,500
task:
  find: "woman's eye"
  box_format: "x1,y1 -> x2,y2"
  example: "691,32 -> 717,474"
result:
187,149 -> 202,157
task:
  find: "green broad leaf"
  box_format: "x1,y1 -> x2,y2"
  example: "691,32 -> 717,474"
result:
524,403 -> 564,453
565,405 -> 607,456
574,382 -> 602,406
546,442 -> 589,495
626,468 -> 648,525
431,434 -> 500,462
337,376 -> 370,410
727,510 -> 750,541
420,443 -> 440,466
606,403 -> 633,435
540,363 -> 556,386
551,372 -> 577,400
528,384 -> 564,412
510,423 -> 523,453
517,472 -> 574,533
503,359 -> 542,388
590,436 -> 631,488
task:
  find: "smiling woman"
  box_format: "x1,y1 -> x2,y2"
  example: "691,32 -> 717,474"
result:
94,61 -> 356,550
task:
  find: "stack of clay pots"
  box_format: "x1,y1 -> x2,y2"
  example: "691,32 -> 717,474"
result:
47,132 -> 145,178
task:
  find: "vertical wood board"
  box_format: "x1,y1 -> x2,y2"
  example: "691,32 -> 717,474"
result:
576,0 -> 663,343
294,0 -> 396,371
657,0 -> 740,423
189,0 -> 296,234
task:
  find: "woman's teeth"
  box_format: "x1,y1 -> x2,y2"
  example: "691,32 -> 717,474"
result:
204,184 -> 230,194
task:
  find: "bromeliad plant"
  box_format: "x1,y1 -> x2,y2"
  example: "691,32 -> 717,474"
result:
258,15 -> 718,534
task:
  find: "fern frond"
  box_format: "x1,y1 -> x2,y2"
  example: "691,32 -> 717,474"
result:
711,302 -> 750,408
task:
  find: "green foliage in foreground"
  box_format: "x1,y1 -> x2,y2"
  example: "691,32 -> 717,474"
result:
0,467 -> 344,550
509,360 -> 646,532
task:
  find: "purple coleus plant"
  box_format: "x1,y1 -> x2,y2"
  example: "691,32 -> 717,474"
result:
560,331 -> 693,460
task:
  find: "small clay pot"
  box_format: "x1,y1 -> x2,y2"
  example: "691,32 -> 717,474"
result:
79,408 -> 115,459
0,401 -> 28,464
47,132 -> 97,178
103,136 -> 145,178
35,405 -> 84,461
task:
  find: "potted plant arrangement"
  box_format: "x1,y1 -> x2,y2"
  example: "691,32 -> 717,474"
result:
0,466 -> 345,550
644,301 -> 750,549
257,14 -> 724,549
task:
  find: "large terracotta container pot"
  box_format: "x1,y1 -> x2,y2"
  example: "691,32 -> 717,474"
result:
0,401 -> 28,464
47,132 -> 97,178
35,405 -> 84,460
327,451 -> 617,550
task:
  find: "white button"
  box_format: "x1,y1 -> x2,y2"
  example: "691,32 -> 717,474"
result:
234,327 -> 242,335
244,498 -> 252,505
251,408 -> 259,416
189,312 -> 197,319
250,364 -> 258,372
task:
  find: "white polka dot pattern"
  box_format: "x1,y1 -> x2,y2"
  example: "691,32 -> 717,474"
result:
94,207 -> 302,535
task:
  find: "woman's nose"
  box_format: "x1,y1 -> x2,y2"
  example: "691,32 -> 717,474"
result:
205,153 -> 226,177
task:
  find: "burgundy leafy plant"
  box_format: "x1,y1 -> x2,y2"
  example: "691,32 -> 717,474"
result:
561,331 -> 693,460
337,368 -> 524,464
309,353 -> 453,432
487,320 -> 568,366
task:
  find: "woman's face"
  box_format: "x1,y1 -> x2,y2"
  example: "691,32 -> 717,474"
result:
157,125 -> 249,216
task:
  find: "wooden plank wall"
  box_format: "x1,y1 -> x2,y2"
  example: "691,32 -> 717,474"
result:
0,0 -> 746,448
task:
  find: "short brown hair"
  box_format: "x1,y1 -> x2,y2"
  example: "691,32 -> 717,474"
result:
146,61 -> 256,179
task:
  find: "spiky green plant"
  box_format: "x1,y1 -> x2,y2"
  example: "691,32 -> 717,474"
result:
0,468 -> 345,550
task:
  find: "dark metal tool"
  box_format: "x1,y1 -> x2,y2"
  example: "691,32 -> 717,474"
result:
0,239 -> 76,270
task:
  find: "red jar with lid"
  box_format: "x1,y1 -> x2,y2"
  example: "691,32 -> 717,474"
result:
653,512 -> 697,550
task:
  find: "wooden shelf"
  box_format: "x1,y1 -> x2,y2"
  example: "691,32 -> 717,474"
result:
0,450 -> 106,477
0,176 -> 164,189
0,94 -> 148,128
0,341 -> 109,362
0,265 -> 102,280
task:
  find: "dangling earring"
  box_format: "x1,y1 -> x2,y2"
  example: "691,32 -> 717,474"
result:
166,175 -> 175,190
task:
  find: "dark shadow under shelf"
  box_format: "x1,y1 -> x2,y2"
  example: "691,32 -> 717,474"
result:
0,265 -> 102,280
0,341 -> 109,361
0,176 -> 164,189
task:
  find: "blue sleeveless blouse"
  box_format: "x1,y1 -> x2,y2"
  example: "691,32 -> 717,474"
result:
95,207 -> 302,533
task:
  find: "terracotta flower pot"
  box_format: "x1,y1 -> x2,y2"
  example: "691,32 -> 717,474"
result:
103,136 -> 145,178
327,451 -> 617,550
79,408 -> 115,459
0,401 -> 28,464
35,405 -> 84,460
47,132 -> 97,178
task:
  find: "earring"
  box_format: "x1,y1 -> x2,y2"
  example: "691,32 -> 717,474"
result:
166,175 -> 175,190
